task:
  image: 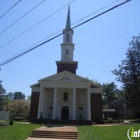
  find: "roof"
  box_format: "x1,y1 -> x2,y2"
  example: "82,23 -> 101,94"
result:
102,109 -> 116,112
66,6 -> 71,29
30,70 -> 102,88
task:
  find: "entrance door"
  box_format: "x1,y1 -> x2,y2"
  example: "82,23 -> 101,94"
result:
61,106 -> 69,120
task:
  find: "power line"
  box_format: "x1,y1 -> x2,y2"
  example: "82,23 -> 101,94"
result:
0,0 -> 45,35
0,0 -> 131,67
0,0 -> 21,19
0,0 -> 118,61
0,0 -> 76,49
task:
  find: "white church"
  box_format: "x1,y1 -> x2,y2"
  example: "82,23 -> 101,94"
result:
29,7 -> 103,124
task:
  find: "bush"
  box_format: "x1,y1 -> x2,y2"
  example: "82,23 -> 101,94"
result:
9,119 -> 14,125
40,112 -> 43,125
13,117 -> 23,121
107,118 -> 113,123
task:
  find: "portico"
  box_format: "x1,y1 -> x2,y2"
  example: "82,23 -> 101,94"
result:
33,71 -> 92,121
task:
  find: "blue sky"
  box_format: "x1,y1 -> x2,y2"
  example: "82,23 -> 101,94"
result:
0,0 -> 140,97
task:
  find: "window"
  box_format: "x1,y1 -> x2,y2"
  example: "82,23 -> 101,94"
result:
65,49 -> 69,60
66,33 -> 70,42
63,92 -> 68,102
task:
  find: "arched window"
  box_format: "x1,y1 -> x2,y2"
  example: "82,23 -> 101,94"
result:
66,33 -> 70,42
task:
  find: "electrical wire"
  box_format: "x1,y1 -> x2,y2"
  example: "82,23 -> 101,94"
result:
0,0 -> 21,19
0,0 -> 131,67
0,0 -> 76,49
0,0 -> 45,35
0,0 -> 118,60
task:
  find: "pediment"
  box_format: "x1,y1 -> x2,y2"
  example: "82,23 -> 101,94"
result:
39,71 -> 91,83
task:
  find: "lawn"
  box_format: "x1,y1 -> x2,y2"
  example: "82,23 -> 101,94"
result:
0,121 -> 42,140
0,122 -> 139,140
77,124 -> 140,140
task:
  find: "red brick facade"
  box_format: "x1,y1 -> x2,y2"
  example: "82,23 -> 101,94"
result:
91,93 -> 103,123
29,92 -> 39,120
56,63 -> 77,74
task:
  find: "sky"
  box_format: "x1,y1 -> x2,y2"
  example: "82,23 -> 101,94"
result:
0,0 -> 140,98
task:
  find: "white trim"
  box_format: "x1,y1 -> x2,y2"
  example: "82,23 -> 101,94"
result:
52,87 -> 57,119
31,87 -> 40,92
38,71 -> 92,83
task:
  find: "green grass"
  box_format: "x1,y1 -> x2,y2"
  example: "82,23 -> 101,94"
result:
77,124 -> 140,140
0,121 -> 42,140
0,122 -> 140,140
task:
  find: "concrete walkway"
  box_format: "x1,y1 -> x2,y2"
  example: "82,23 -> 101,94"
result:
26,124 -> 78,140
34,124 -> 78,132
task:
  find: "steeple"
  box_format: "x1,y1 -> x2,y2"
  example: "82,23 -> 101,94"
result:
56,6 -> 78,74
66,6 -> 71,29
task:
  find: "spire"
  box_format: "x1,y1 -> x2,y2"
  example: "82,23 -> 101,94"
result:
66,6 -> 71,29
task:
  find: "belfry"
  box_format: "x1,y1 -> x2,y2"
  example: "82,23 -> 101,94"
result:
56,6 -> 78,74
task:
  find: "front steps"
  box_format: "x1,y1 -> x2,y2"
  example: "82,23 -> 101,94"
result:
29,125 -> 78,140
30,130 -> 78,139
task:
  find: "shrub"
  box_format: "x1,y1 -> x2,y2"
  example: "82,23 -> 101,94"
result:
40,112 -> 43,125
9,119 -> 14,125
107,118 -> 113,123
13,117 -> 23,121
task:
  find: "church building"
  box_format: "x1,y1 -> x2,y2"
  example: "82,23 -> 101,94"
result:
29,7 -> 102,124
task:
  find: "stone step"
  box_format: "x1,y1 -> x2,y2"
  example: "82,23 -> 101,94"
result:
30,130 -> 78,139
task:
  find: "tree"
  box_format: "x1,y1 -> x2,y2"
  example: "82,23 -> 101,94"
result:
5,100 -> 30,119
13,92 -> 26,100
102,82 -> 119,106
0,80 -> 6,111
27,95 -> 31,102
6,92 -> 14,100
112,34 -> 140,108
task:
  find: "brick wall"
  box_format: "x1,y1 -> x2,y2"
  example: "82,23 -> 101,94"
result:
29,92 -> 39,120
57,63 -> 77,74
91,93 -> 103,123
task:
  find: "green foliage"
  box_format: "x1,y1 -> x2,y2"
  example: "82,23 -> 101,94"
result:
27,95 -> 31,102
13,92 -> 26,100
107,118 -> 113,123
112,34 -> 140,108
9,119 -> 14,125
102,82 -> 123,108
91,79 -> 102,86
5,100 -> 30,119
5,92 -> 26,100
0,80 -> 6,111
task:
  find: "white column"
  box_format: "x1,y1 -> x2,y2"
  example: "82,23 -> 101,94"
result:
87,87 -> 91,120
37,88 -> 43,119
52,87 -> 57,119
72,88 -> 76,120
43,89 -> 47,118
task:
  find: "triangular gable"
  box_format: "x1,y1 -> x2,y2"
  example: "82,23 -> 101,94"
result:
38,71 -> 92,83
